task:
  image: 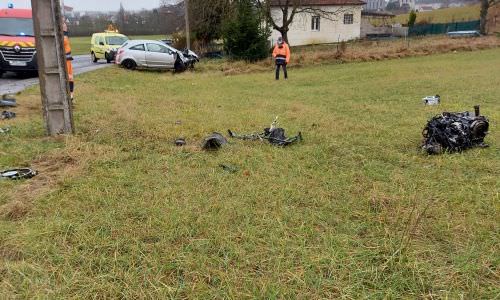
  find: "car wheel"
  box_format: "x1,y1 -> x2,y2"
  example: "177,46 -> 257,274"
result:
105,52 -> 112,64
0,70 -> 4,78
174,57 -> 186,73
16,72 -> 31,79
91,52 -> 98,63
122,59 -> 137,70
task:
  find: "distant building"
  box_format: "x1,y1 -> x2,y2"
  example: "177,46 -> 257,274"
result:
415,5 -> 435,11
364,0 -> 387,11
399,0 -> 415,10
361,11 -> 408,37
63,5 -> 74,18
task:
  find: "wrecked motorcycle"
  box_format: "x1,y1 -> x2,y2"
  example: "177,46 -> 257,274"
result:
422,105 -> 489,154
228,117 -> 302,147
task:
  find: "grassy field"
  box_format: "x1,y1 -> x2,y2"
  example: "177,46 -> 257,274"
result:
395,4 -> 480,24
1,49 -> 499,298
70,34 -> 165,56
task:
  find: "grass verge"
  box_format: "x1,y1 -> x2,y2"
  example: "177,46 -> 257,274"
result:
198,35 -> 500,76
0,49 -> 499,298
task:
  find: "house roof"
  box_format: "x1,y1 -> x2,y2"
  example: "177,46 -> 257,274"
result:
270,0 -> 366,6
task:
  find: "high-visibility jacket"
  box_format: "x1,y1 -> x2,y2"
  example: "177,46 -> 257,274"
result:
272,42 -> 290,64
64,35 -> 74,82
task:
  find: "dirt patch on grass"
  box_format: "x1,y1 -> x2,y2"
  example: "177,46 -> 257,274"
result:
0,138 -> 113,221
0,147 -> 79,220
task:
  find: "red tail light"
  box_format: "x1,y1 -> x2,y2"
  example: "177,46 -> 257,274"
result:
116,49 -> 125,63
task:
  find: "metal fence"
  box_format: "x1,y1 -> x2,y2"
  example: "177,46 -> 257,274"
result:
408,20 -> 480,36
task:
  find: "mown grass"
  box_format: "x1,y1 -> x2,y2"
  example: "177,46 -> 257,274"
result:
395,4 -> 480,24
0,49 -> 499,298
70,34 -> 165,56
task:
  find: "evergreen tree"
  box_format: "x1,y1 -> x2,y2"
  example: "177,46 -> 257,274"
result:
408,10 -> 417,27
223,0 -> 270,62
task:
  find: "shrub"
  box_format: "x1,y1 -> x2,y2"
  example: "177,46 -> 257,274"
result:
408,10 -> 417,27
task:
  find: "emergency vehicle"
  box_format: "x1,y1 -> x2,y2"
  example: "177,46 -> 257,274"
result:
0,5 -> 36,77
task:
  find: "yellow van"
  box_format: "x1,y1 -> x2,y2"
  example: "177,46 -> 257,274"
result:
90,31 -> 129,63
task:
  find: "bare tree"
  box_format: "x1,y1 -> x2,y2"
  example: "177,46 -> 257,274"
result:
159,0 -> 176,7
159,0 -> 230,45
480,0 -> 499,34
256,0 -> 358,43
117,2 -> 126,30
188,0 -> 231,44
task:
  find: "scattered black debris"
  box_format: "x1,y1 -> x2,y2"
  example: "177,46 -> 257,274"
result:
1,111 -> 16,120
0,95 -> 17,107
201,132 -> 228,150
175,138 -> 186,146
0,168 -> 38,180
0,127 -> 10,134
219,163 -> 239,173
422,105 -> 489,154
422,95 -> 440,105
228,117 -> 303,147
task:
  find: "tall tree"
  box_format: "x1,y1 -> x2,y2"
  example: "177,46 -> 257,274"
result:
188,0 -> 231,45
159,0 -> 172,6
256,0 -> 358,44
223,0 -> 270,61
480,0 -> 499,34
117,2 -> 126,30
158,1 -> 185,34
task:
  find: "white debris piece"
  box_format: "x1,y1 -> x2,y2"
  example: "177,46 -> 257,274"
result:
423,95 -> 440,105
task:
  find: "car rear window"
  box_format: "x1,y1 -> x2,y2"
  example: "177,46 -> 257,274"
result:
106,36 -> 128,46
130,44 -> 145,51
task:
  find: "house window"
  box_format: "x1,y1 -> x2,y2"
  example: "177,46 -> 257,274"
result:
311,16 -> 320,31
344,14 -> 354,24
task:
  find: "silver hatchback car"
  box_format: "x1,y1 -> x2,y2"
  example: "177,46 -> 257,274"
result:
115,40 -> 198,72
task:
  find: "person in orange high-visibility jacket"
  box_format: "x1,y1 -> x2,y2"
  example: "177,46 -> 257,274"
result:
62,22 -> 74,101
272,37 -> 290,80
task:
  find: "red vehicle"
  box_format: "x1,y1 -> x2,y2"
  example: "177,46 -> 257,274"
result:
0,7 -> 37,78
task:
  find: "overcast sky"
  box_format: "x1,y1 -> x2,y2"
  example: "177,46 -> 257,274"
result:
1,0 -> 172,11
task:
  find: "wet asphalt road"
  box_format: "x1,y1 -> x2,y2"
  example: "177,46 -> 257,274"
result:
0,55 -> 112,95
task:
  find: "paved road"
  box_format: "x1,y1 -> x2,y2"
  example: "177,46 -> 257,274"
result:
0,55 -> 111,95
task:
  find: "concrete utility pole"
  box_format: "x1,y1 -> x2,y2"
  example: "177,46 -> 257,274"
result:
184,0 -> 191,49
60,0 -> 66,19
31,0 -> 74,135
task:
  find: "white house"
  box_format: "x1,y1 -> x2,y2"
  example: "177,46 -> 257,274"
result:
270,0 -> 365,46
399,0 -> 415,10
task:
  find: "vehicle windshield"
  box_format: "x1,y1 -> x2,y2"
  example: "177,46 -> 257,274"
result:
106,36 -> 128,45
0,18 -> 34,36
165,44 -> 178,53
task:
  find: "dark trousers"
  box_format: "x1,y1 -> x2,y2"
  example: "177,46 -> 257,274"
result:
275,63 -> 288,80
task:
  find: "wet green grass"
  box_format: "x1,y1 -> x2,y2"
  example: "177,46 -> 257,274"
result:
0,49 -> 499,298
